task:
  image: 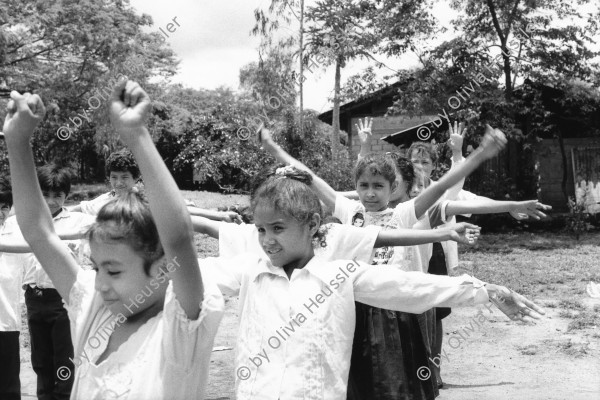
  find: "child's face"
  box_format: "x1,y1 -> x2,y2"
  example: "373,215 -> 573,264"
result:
42,190 -> 66,215
254,204 -> 318,269
410,152 -> 434,179
91,240 -> 166,317
109,171 -> 137,195
0,203 -> 10,225
356,170 -> 395,212
353,218 -> 364,227
410,176 -> 427,199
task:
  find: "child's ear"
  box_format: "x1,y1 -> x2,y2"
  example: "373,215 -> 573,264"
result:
308,213 -> 321,235
390,180 -> 399,193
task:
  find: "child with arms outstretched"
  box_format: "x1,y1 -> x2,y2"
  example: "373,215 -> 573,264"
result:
2,83 -> 223,400
200,166 -> 543,400
260,123 -> 545,399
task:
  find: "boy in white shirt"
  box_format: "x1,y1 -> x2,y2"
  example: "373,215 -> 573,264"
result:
0,178 -> 22,400
22,164 -> 94,400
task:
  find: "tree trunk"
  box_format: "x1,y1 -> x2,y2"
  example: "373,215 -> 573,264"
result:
299,0 -> 304,137
331,57 -> 342,158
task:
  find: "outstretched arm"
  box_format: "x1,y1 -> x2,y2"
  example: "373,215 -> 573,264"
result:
191,216 -> 220,238
446,199 -> 552,220
187,207 -> 242,224
414,124 -> 507,219
259,126 -> 338,209
110,80 -> 202,319
3,92 -> 78,300
375,222 -> 480,247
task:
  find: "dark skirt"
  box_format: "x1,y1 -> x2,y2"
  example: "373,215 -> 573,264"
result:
428,242 -> 451,320
347,302 -> 438,400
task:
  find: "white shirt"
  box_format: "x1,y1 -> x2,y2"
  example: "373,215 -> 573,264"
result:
21,208 -> 95,289
333,195 -> 419,268
78,192 -> 116,215
65,269 -> 224,400
219,222 -> 381,263
0,217 -> 25,331
201,253 -> 490,400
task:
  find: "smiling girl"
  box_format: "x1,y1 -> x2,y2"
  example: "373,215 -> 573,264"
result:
201,165 -> 544,400
3,82 -> 223,400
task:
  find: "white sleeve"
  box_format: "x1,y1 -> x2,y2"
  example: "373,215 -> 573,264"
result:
333,195 -> 360,225
393,199 -> 418,228
218,223 -> 259,258
198,254 -> 252,297
161,274 -> 224,371
352,261 -> 489,313
323,224 -> 381,263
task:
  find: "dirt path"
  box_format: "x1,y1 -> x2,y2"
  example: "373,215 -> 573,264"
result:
437,298 -> 600,400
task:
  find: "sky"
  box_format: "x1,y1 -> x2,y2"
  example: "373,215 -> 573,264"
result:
128,0 -> 599,114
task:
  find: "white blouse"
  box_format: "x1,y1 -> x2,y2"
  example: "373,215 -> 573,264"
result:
64,269 -> 224,400
200,253 -> 490,400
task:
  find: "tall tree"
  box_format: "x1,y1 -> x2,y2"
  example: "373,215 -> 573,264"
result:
303,0 -> 379,157
450,0 -> 600,100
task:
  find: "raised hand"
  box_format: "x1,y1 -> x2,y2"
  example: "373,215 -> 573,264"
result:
448,121 -> 466,155
487,285 -> 545,322
3,91 -> 46,141
509,200 -> 552,220
355,117 -> 373,145
479,124 -> 507,160
109,80 -> 151,136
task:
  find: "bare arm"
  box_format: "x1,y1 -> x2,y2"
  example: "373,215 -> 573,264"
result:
191,216 -> 220,238
3,92 -> 78,300
375,222 -> 480,247
414,125 -> 507,219
110,80 -> 202,319
446,199 -> 551,220
187,207 -> 242,224
260,126 -> 338,209
339,190 -> 360,200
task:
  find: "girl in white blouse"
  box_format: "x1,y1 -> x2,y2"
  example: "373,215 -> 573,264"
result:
201,165 -> 544,400
2,82 -> 223,400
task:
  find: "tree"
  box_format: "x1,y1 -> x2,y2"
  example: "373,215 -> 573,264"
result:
303,0 -> 379,157
450,0 -> 600,99
0,0 -> 178,179
252,0 -> 305,129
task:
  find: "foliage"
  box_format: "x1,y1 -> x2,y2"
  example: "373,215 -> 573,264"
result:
0,0 -> 179,180
566,196 -> 592,240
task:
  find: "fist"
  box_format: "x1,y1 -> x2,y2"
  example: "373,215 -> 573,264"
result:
2,91 -> 46,140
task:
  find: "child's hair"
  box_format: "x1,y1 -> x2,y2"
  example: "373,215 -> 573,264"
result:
354,153 -> 397,185
37,164 -> 71,197
105,149 -> 141,180
0,177 -> 12,207
386,153 -> 415,196
407,141 -> 438,165
412,168 -> 432,197
251,166 -> 327,246
87,190 -> 164,276
324,216 -> 342,224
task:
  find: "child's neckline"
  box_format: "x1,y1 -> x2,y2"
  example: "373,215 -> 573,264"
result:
92,308 -> 163,367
